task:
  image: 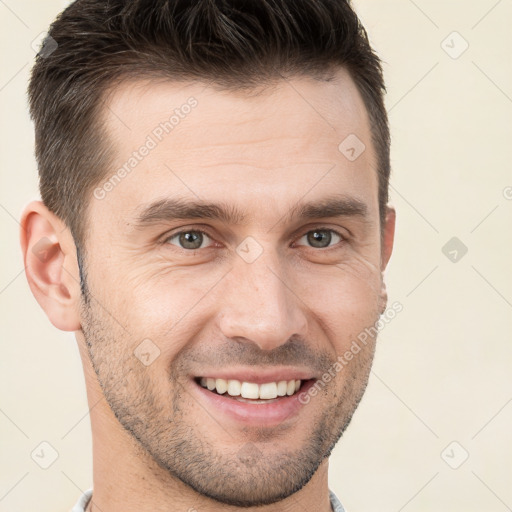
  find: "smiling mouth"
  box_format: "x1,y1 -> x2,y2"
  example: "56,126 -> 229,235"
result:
195,377 -> 306,403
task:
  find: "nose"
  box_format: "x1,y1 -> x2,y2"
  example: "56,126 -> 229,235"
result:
218,250 -> 309,352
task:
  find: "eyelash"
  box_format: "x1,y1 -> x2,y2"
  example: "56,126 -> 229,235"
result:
162,227 -> 347,251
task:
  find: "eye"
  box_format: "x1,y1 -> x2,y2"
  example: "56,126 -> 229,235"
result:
295,228 -> 344,249
163,227 -> 345,252
165,230 -> 213,250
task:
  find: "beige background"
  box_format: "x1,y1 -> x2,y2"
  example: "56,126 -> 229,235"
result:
1,1 -> 511,511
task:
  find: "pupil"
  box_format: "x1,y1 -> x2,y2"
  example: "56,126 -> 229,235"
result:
308,230 -> 330,248
181,231 -> 202,249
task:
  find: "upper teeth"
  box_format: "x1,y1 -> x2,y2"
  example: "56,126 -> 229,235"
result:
199,377 -> 302,399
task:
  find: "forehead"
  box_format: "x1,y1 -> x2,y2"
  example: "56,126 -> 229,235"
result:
93,69 -> 378,230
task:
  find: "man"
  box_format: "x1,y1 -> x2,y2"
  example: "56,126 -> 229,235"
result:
20,0 -> 395,510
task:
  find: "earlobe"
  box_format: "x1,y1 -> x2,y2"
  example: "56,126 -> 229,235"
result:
20,201 -> 82,331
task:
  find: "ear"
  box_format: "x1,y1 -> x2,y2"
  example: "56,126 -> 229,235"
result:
378,205 -> 396,313
20,200 -> 82,331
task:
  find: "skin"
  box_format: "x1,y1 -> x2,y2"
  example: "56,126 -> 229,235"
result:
21,67 -> 395,512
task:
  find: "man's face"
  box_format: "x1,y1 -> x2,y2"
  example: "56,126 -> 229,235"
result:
79,69 -> 392,506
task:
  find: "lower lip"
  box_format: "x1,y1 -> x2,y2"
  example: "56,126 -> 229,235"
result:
191,379 -> 316,426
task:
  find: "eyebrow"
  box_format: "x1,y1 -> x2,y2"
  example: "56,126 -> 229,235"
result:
132,194 -> 369,228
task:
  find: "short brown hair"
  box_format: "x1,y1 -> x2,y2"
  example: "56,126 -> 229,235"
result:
28,0 -> 390,250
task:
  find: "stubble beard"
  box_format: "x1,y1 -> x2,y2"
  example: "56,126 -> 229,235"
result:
79,288 -> 376,507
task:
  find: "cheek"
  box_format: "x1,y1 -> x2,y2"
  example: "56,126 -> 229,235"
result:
302,257 -> 382,313
89,241 -> 382,351
102,266 -> 227,365
297,263 -> 382,350
129,267 -> 222,319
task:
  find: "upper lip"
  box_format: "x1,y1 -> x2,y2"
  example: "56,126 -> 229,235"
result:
193,367 -> 316,384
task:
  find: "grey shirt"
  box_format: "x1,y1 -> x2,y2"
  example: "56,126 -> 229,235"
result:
72,488 -> 346,511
